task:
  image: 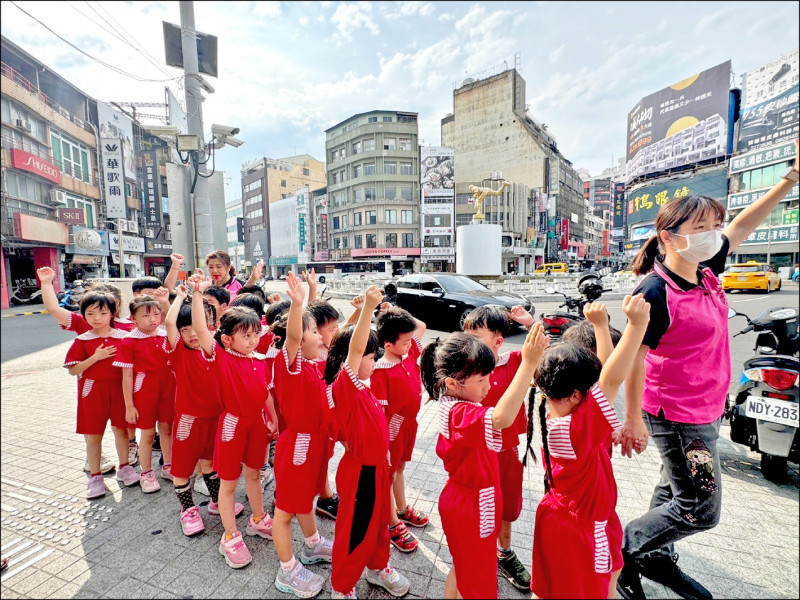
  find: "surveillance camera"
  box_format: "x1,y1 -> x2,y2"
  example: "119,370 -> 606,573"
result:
223,136 -> 244,148
145,125 -> 181,136
212,124 -> 240,137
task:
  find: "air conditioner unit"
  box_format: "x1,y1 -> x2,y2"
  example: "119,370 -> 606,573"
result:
49,189 -> 67,206
128,220 -> 139,234
16,119 -> 32,133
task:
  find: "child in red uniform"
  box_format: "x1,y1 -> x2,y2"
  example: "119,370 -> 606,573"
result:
203,285 -> 230,328
370,305 -> 427,553
421,325 -> 549,600
462,304 -> 536,590
325,286 -> 411,599
114,296 -> 175,493
271,272 -> 333,598
64,292 -> 140,499
190,276 -> 275,569
526,294 -> 650,599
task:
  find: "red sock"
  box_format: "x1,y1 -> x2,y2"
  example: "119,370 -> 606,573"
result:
90,472 -> 102,477
119,462 -> 129,468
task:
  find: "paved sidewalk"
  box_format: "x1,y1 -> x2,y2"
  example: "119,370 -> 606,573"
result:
1,338 -> 798,599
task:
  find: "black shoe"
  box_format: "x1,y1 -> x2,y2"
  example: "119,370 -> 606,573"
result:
152,432 -> 161,451
315,493 -> 339,520
497,549 -> 531,592
638,554 -> 712,600
617,553 -> 646,600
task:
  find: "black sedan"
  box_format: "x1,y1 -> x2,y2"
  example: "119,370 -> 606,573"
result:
390,273 -> 533,331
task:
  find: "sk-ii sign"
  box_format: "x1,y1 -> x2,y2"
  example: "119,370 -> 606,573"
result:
101,137 -> 126,219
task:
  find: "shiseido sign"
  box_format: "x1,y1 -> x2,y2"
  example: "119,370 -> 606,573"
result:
10,149 -> 62,184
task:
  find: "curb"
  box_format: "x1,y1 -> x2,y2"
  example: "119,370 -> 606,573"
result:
1,309 -> 49,318
325,292 -> 631,303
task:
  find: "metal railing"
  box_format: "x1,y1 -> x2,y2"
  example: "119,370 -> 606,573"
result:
0,132 -> 52,162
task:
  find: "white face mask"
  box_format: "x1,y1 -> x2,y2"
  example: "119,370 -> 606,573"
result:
672,229 -> 724,263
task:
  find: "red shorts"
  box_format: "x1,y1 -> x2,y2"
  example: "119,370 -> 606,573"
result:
213,412 -> 269,481
388,415 -> 418,473
274,429 -> 328,514
76,378 -> 127,435
498,447 -> 523,522
132,372 -> 176,430
171,414 -> 219,479
531,494 -> 623,599
440,481 -> 501,599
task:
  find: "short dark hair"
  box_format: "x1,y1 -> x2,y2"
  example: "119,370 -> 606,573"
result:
269,310 -> 315,350
324,324 -> 382,385
230,293 -> 265,318
213,306 -> 261,346
377,306 -> 416,346
87,282 -> 122,304
203,285 -> 230,306
238,285 -> 266,303
307,300 -> 341,327
177,298 -> 214,330
265,300 -> 291,326
129,295 -> 161,317
132,276 -> 163,293
561,320 -> 622,355
462,305 -> 514,338
80,291 -> 117,318
421,333 -> 496,400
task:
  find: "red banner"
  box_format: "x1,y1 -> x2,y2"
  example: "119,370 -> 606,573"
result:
602,230 -> 610,256
10,149 -> 62,184
560,218 -> 569,250
57,207 -> 85,225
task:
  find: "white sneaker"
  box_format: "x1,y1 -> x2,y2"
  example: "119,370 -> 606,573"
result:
366,566 -> 410,597
83,455 -> 115,474
331,589 -> 357,599
274,560 -> 324,598
260,465 -> 274,488
193,475 -> 210,496
128,441 -> 139,466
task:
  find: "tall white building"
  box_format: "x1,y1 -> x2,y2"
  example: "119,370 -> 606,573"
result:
225,196 -> 245,272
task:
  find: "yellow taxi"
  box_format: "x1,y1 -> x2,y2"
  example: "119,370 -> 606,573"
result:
721,261 -> 782,293
534,262 -> 568,274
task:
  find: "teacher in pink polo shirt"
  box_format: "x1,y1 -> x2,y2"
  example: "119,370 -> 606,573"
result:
616,140 -> 799,600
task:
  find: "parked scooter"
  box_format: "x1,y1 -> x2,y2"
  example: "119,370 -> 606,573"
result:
9,278 -> 42,305
539,274 -> 611,339
727,306 -> 799,483
59,280 -> 88,312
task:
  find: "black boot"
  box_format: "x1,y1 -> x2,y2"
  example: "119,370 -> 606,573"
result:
617,551 -> 646,600
638,554 -> 712,600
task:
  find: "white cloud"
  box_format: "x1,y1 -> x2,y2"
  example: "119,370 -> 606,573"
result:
385,1 -> 435,20
548,44 -> 565,64
252,1 -> 282,18
331,2 -> 379,44
299,16 -> 308,26
438,12 -> 455,22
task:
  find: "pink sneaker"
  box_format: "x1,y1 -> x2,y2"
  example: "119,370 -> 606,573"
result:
116,465 -> 141,487
180,506 -> 205,536
87,475 -> 106,499
208,500 -> 244,517
160,464 -> 173,481
140,470 -> 161,493
218,531 -> 252,569
245,513 -> 273,539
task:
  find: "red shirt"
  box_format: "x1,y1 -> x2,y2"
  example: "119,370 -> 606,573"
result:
542,384 -> 621,521
436,396 -> 503,490
165,334 -> 223,418
329,363 -> 389,466
211,342 -> 269,422
481,350 -> 527,449
370,335 -> 423,421
62,312 -> 135,334
256,327 -> 275,355
314,346 -> 329,378
64,329 -> 129,380
113,328 -> 171,376
273,347 -> 332,435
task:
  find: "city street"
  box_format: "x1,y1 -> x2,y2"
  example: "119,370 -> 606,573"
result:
1,284 -> 798,599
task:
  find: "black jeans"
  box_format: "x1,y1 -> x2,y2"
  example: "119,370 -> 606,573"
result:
623,410 -> 722,559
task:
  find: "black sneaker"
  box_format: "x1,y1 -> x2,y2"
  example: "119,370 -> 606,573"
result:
638,554 -> 712,600
497,549 -> 531,592
315,493 -> 339,520
152,432 -> 161,451
617,552 -> 646,600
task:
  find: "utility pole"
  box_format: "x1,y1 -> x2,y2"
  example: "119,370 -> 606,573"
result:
180,0 -> 213,267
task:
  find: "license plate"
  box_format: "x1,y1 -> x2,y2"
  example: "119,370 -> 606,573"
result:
738,276 -> 749,281
745,396 -> 799,427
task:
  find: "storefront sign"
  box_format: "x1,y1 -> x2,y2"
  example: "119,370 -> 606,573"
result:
101,137 -> 126,219
109,233 -> 145,253
72,254 -> 103,265
728,182 -> 799,210
423,227 -> 452,235
783,209 -> 798,225
421,247 -> 455,256
729,140 -> 796,174
67,228 -> 108,256
57,207 -> 85,225
740,224 -> 799,245
268,256 -> 298,266
10,149 -> 61,184
422,203 -> 453,215
314,251 -> 329,261
627,169 -> 728,225
13,213 -> 69,244
142,150 -> 163,228
560,218 -> 569,250
351,248 -> 421,258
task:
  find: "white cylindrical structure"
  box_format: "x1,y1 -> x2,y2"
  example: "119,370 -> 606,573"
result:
456,223 -> 502,276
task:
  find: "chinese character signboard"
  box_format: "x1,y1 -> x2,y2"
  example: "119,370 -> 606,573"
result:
142,150 -> 163,228
627,169 -> 728,225
97,101 -> 136,180
783,209 -> 798,226
560,218 -> 569,250
729,140 -> 796,174
626,61 -> 731,182
101,137 -> 126,219
728,182 -> 799,210
740,224 -> 798,245
613,184 -> 626,229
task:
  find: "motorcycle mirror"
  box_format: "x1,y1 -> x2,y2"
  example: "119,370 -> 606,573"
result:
544,286 -> 556,294
727,308 -> 737,319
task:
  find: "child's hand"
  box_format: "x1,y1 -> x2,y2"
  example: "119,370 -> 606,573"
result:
175,284 -> 189,300
191,275 -> 213,293
93,343 -> 117,361
350,294 -> 365,310
378,301 -> 392,315
37,266 -> 56,286
125,405 -> 139,424
285,272 -> 305,304
170,253 -> 185,268
252,260 -> 265,280
151,286 -> 170,304
267,293 -> 283,304
583,302 -> 609,327
521,322 -> 549,367
363,286 -> 384,311
622,293 -> 650,328
509,305 -> 534,329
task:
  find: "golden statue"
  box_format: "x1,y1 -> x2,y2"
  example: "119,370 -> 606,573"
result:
468,181 -> 511,221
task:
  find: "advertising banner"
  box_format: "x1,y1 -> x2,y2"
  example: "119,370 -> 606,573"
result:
627,169 -> 728,225
100,137 -> 126,219
729,139 -> 796,174
602,230 -> 610,256
165,87 -> 188,134
728,182 -> 798,210
57,207 -> 85,225
560,218 -> 569,250
740,224 -> 798,245
109,233 -> 145,253
10,149 -> 61,184
613,185 -> 626,229
97,101 -> 135,180
420,146 -> 455,198
626,61 -> 731,182
737,48 -> 799,153
142,149 -> 163,228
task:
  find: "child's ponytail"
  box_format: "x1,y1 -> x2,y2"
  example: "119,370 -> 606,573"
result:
324,324 -> 381,385
539,395 -> 554,492
420,338 -> 444,400
522,385 -> 538,467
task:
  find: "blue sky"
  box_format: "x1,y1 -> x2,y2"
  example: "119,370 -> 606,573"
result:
2,1 -> 798,192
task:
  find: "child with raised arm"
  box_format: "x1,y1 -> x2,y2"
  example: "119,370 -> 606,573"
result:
190,275 -> 274,569
527,294 -> 651,599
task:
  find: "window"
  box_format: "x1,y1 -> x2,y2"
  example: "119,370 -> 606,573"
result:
363,139 -> 375,152
398,275 -> 420,289
333,237 -> 341,249
365,187 -> 377,201
402,210 -> 413,224
383,137 -> 396,150
248,208 -> 263,218
368,116 -> 378,123
353,164 -> 362,178
341,214 -> 348,228
383,116 -> 392,122
281,180 -> 287,187
425,213 -> 450,227
333,216 -> 340,230
354,234 -> 363,249
364,162 -> 376,176
366,210 -> 377,225
366,234 -> 376,248
400,186 -> 413,201
352,140 -> 361,154
246,196 -> 261,207
303,168 -> 310,176
332,190 -> 346,207
341,235 -> 348,248
399,138 -> 412,151
354,212 -> 362,226
402,233 -> 414,247
51,130 -> 91,184
0,125 -> 50,161
385,186 -> 397,200
386,233 -> 398,247
354,188 -> 365,203
384,162 -> 397,175
400,162 -> 412,175
2,99 -> 47,142
3,172 -> 48,204
385,209 -> 397,224
420,276 -> 440,292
